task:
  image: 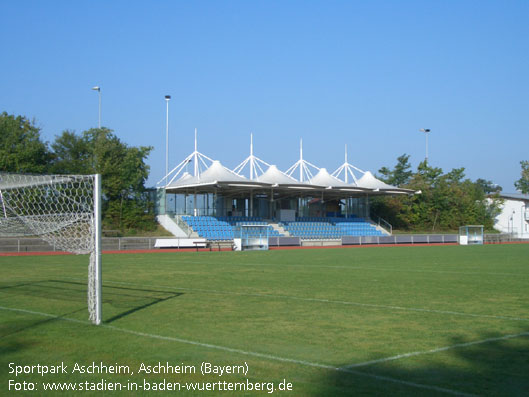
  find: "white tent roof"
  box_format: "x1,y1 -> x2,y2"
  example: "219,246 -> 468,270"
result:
160,131 -> 417,197
308,168 -> 351,188
166,160 -> 270,189
257,165 -> 303,185
355,171 -> 415,195
175,171 -> 193,184
356,171 -> 397,190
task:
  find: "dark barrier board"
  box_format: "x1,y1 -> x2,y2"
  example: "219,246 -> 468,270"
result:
269,236 -> 301,246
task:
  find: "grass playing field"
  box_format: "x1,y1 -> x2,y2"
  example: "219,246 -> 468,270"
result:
1,244 -> 528,396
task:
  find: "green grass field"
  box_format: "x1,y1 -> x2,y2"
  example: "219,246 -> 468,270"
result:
1,245 -> 529,396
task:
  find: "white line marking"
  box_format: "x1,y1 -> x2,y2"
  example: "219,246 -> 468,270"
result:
0,305 -> 474,396
0,306 -> 88,325
345,331 -> 529,369
63,277 -> 529,323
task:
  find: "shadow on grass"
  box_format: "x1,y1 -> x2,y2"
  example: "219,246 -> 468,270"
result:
0,306 -> 88,358
317,328 -> 529,397
0,307 -> 86,339
0,279 -> 183,325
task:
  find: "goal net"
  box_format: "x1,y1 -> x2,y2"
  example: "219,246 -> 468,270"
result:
0,173 -> 102,324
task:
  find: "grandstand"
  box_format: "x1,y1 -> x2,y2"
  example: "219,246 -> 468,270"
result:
281,216 -> 383,240
178,215 -> 382,241
155,133 -> 416,242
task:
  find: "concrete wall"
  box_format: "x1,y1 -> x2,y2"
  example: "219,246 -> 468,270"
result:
156,215 -> 189,237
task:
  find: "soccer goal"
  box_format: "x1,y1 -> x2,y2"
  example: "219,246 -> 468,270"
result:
459,225 -> 484,245
233,224 -> 270,251
0,173 -> 102,325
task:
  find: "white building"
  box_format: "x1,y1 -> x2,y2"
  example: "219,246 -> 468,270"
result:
494,193 -> 529,238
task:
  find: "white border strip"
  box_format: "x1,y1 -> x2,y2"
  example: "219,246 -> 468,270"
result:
1,305 -> 474,396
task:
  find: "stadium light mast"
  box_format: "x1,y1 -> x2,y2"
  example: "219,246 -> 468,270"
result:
92,86 -> 101,128
164,95 -> 171,186
419,128 -> 431,163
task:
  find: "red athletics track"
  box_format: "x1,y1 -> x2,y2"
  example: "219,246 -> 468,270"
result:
1,241 -> 527,257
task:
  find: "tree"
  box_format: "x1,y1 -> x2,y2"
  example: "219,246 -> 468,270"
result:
51,127 -> 154,232
514,161 -> 529,193
371,155 -> 501,231
378,154 -> 412,186
0,112 -> 51,173
475,178 -> 502,194
50,130 -> 91,174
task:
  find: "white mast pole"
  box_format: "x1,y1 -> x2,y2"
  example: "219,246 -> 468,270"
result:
194,128 -> 198,177
344,144 -> 348,184
250,133 -> 254,180
299,138 -> 303,182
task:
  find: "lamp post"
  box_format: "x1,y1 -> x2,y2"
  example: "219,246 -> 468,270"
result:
419,128 -> 431,163
164,95 -> 171,185
92,86 -> 101,128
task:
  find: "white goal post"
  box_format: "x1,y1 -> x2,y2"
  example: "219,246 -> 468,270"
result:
0,173 -> 102,325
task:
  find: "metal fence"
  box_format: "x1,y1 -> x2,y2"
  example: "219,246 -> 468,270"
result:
341,234 -> 459,245
0,237 -> 160,253
1,233 -> 526,253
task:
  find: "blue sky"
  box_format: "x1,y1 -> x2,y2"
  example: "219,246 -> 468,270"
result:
1,1 -> 528,190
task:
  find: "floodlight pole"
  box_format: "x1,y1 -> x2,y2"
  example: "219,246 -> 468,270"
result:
419,129 -> 431,163
164,95 -> 171,186
92,86 -> 101,128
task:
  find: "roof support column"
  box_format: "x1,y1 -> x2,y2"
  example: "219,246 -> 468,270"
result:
269,188 -> 274,221
321,190 -> 324,218
250,190 -> 254,218
214,189 -> 217,217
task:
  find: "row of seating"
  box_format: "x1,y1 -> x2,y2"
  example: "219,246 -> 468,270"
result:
296,216 -> 366,223
181,216 -> 282,241
181,216 -> 234,241
280,218 -> 383,239
180,216 -> 384,241
216,216 -> 263,223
